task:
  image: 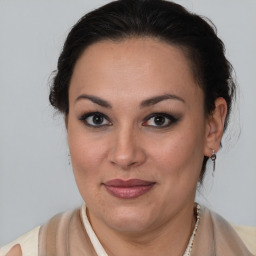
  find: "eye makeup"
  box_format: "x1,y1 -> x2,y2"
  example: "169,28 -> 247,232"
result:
79,112 -> 112,128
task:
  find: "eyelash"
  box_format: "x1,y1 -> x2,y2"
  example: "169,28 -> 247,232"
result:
79,112 -> 112,128
79,112 -> 179,128
142,113 -> 179,128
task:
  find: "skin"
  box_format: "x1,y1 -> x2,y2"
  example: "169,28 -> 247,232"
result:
6,244 -> 22,256
66,37 -> 227,256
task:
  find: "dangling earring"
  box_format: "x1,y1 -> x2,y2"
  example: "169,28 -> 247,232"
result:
68,152 -> 71,166
210,149 -> 216,172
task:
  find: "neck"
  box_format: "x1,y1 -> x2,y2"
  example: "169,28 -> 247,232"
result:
88,202 -> 196,256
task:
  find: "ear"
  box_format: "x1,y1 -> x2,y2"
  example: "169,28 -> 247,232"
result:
204,97 -> 227,157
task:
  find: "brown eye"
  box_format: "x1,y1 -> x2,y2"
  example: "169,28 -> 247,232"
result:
143,113 -> 178,128
153,116 -> 166,126
79,112 -> 111,127
92,114 -> 104,125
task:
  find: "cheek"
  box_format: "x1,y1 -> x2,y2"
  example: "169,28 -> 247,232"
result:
149,126 -> 205,180
70,140 -> 106,174
67,125 -> 109,191
149,132 -> 205,209
69,138 -> 107,204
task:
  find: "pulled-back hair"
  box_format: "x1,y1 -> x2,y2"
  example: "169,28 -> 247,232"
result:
49,0 -> 236,181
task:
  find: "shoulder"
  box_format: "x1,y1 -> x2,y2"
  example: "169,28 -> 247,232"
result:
232,224 -> 256,256
0,226 -> 40,256
202,206 -> 256,255
0,208 -> 79,256
3,245 -> 22,256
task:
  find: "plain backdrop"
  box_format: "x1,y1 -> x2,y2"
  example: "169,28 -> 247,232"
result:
0,0 -> 256,246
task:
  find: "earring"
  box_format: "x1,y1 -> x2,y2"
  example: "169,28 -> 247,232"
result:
210,149 -> 216,172
68,152 -> 71,166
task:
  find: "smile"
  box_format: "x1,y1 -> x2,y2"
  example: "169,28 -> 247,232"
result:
103,179 -> 156,199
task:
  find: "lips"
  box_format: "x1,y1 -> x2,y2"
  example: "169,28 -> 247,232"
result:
103,179 -> 156,199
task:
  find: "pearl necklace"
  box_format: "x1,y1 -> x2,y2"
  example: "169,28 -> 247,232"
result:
183,204 -> 201,256
81,203 -> 201,256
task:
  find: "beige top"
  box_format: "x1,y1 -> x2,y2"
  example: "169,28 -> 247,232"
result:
1,204 -> 256,256
0,226 -> 40,256
231,224 -> 256,255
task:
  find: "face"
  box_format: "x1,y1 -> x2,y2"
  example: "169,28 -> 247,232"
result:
67,38 -> 210,234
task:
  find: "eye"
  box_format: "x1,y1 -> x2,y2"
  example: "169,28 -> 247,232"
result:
142,113 -> 178,128
79,112 -> 111,127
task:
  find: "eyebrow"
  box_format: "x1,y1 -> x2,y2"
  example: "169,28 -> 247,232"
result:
140,94 -> 185,107
75,94 -> 112,108
75,93 -> 184,108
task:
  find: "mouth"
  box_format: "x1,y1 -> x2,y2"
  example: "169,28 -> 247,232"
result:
103,179 -> 156,199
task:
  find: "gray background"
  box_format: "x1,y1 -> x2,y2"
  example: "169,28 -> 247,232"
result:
0,0 -> 255,246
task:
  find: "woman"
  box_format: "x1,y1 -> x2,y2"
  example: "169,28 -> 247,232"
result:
1,0 -> 255,255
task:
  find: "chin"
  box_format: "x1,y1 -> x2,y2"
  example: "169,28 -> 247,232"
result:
102,205 -> 156,233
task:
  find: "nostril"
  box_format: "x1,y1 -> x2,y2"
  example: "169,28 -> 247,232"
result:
107,135 -> 146,169
128,161 -> 137,167
109,150 -> 146,170
110,158 -> 137,169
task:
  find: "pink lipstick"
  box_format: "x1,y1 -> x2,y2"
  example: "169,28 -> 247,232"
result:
103,179 -> 156,199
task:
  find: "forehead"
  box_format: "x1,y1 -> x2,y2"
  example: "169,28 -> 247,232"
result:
69,37 -> 203,104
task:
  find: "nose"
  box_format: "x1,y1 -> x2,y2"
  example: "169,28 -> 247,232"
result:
107,126 -> 146,170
